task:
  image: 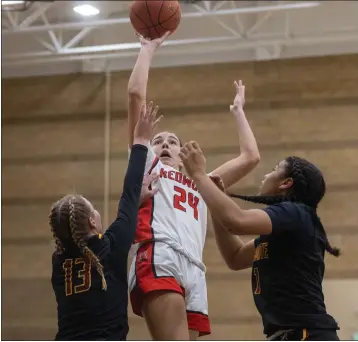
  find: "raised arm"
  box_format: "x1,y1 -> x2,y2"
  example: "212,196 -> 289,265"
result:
212,80 -> 260,188
105,103 -> 161,251
212,217 -> 255,270
209,175 -> 255,270
128,32 -> 170,147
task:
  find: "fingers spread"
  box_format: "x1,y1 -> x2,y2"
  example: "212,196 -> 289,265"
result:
153,115 -> 163,127
146,101 -> 153,117
139,102 -> 146,119
151,105 -> 159,122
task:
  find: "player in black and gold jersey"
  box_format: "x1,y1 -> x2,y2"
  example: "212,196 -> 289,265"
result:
50,102 -> 161,340
180,141 -> 340,341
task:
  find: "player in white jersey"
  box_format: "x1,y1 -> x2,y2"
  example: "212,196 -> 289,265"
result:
127,32 -> 260,340
131,139 -> 208,263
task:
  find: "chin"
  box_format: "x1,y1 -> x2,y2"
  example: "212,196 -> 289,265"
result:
160,157 -> 172,164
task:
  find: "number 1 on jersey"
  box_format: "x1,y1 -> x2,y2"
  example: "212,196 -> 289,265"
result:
253,267 -> 261,295
173,186 -> 199,220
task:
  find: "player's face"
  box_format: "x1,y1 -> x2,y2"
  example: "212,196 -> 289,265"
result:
258,160 -> 293,196
83,198 -> 103,235
151,131 -> 183,170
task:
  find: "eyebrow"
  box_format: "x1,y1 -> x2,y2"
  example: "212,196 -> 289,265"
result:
152,136 -> 161,141
152,135 -> 179,143
168,135 -> 180,142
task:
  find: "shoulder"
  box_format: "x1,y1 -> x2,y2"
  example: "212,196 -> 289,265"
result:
88,234 -> 110,260
264,201 -> 308,218
263,201 -> 313,235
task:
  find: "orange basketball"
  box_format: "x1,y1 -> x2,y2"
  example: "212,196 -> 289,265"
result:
130,0 -> 181,39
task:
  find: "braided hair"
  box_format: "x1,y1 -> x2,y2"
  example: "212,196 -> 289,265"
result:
230,156 -> 340,257
49,195 -> 107,290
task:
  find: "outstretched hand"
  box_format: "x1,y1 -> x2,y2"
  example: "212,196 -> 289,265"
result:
179,141 -> 207,180
140,173 -> 160,206
133,101 -> 163,145
230,80 -> 245,113
137,31 -> 171,53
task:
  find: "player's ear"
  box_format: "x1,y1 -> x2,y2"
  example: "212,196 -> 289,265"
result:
88,216 -> 97,232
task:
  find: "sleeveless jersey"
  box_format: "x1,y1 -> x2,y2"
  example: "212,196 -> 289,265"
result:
131,145 -> 208,267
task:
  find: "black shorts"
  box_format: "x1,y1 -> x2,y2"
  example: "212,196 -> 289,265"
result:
270,328 -> 339,341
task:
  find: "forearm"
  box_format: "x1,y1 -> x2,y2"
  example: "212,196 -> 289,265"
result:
128,47 -> 153,98
233,108 -> 260,159
212,216 -> 245,270
117,144 -> 148,218
128,47 -> 154,146
105,144 -> 148,250
195,173 -> 244,228
212,108 -> 260,187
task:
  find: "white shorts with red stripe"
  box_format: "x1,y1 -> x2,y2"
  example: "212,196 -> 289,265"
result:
128,241 -> 211,336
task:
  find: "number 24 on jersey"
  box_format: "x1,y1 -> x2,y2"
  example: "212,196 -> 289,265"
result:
173,186 -> 199,220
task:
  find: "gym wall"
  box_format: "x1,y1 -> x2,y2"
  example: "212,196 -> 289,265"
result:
2,53 -> 358,340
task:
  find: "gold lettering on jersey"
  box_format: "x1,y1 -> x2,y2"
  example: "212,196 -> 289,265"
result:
253,242 -> 269,261
159,168 -> 198,192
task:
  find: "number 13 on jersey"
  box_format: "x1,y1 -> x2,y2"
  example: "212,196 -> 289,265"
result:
173,186 -> 199,220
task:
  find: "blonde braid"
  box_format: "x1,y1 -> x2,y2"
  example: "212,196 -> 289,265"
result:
83,246 -> 107,291
68,196 -> 107,291
49,202 -> 64,255
68,196 -> 77,239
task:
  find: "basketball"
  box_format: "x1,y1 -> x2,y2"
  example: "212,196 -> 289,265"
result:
130,0 -> 181,40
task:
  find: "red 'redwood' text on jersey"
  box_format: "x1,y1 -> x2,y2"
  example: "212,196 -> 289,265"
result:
132,146 -> 207,264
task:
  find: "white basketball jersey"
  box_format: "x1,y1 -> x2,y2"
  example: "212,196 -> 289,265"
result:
133,145 -> 208,265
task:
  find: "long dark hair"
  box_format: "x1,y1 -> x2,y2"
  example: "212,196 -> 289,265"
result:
230,156 -> 340,257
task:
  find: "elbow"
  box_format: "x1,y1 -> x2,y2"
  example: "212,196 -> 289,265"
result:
128,88 -> 144,101
247,151 -> 260,166
227,260 -> 250,271
225,250 -> 247,271
240,151 -> 260,172
226,260 -> 241,271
